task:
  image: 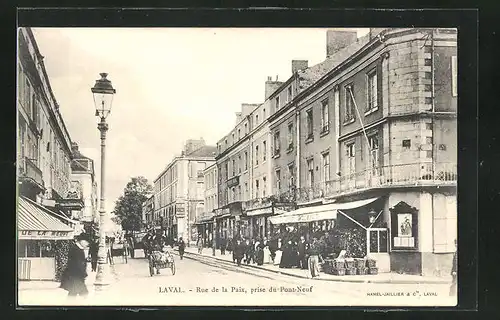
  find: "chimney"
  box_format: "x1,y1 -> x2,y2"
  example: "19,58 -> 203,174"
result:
326,30 -> 358,57
265,77 -> 284,100
369,28 -> 386,40
235,112 -> 242,124
291,60 -> 308,73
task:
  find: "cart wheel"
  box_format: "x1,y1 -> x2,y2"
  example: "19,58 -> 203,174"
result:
170,260 -> 176,275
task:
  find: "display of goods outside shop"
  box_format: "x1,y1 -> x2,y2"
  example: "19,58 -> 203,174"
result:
368,267 -> 379,275
332,268 -> 346,276
345,267 -> 357,275
366,259 -> 377,268
357,267 -> 368,275
345,258 -> 355,269
354,258 -> 366,269
331,228 -> 366,258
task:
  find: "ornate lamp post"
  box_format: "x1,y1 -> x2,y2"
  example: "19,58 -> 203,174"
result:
92,73 -> 116,292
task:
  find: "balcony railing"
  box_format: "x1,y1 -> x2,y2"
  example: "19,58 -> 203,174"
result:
18,157 -> 44,188
294,162 -> 456,202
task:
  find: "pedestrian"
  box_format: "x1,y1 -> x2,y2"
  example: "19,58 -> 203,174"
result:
233,239 -> 244,266
244,239 -> 252,264
450,239 -> 457,296
255,239 -> 264,266
220,237 -> 226,255
178,237 -> 186,260
142,230 -> 154,258
88,237 -> 99,272
60,234 -> 90,299
307,237 -> 321,278
297,236 -> 309,270
197,234 -> 204,254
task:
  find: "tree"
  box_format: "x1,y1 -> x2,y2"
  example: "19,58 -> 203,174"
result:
112,176 -> 153,232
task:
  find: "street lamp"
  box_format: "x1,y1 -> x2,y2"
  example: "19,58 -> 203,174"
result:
92,73 -> 116,292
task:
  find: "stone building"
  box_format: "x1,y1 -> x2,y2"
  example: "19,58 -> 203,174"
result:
17,27 -> 84,281
153,138 -> 216,244
196,162 -> 218,246
269,28 -> 457,276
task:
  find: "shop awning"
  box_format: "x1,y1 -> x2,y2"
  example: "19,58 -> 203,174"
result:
269,197 -> 379,225
246,206 -> 273,217
18,196 -> 74,240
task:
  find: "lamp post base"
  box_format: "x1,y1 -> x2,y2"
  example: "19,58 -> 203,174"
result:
93,262 -> 115,293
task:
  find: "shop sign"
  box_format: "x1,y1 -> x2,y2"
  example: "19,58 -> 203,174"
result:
19,230 -> 73,240
215,208 -> 230,216
227,176 -> 239,187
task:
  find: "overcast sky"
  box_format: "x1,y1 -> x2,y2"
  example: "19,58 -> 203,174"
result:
31,28 -> 369,213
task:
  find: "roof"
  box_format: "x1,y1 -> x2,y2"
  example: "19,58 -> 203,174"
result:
296,33 -> 371,93
184,145 -> 217,158
18,196 -> 74,233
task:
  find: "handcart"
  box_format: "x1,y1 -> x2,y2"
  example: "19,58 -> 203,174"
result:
148,250 -> 176,276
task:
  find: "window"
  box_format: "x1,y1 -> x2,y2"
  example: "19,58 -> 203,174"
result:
255,114 -> 259,126
306,109 -> 314,139
244,182 -> 249,198
345,84 -> 355,122
225,163 -> 228,180
232,159 -> 236,176
238,129 -> 241,140
285,123 -> 294,150
368,135 -> 379,174
245,123 -> 248,134
288,164 -> 295,188
232,133 -> 235,143
402,139 -> 411,150
263,176 -> 267,197
275,96 -> 280,110
255,180 -> 260,198
263,141 -> 267,162
451,56 -> 457,97
321,99 -> 329,132
346,143 -> 356,175
287,86 -> 293,102
368,229 -> 388,253
255,145 -> 259,165
275,169 -> 281,191
238,155 -> 242,173
307,159 -> 314,188
244,151 -> 248,170
322,152 -> 330,182
367,70 -> 378,111
225,139 -> 228,148
238,186 -> 242,201
274,131 -> 281,156
263,108 -> 266,119
231,187 -> 236,202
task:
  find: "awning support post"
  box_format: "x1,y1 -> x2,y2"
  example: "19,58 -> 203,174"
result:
337,210 -> 367,230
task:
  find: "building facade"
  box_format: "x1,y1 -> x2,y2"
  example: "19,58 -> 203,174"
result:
17,27 -> 84,281
142,195 -> 155,229
153,139 -> 216,245
70,143 -> 98,227
268,28 -> 457,276
196,162 -> 218,246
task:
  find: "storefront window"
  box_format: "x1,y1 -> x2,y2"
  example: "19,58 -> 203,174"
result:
368,228 -> 388,253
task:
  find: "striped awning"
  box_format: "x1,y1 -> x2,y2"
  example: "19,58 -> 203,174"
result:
18,196 -> 74,240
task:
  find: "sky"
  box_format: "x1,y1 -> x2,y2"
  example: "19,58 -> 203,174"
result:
31,27 -> 370,213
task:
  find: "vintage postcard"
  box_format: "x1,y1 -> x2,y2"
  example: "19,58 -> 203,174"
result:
16,25 -> 458,307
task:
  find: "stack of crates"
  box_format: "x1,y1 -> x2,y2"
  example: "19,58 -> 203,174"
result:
345,258 -> 357,275
367,258 -> 378,275
331,259 -> 346,276
355,258 -> 368,275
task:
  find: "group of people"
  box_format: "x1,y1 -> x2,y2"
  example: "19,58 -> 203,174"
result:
141,229 -> 186,260
218,234 -> 324,278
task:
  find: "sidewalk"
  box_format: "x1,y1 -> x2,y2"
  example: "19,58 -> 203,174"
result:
181,247 -> 452,284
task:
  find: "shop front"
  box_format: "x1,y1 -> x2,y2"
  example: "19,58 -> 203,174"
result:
269,197 -> 390,272
18,196 -> 75,281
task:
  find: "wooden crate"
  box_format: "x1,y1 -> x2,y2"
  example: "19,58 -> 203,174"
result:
332,268 -> 346,276
345,268 -> 357,275
368,267 -> 379,275
354,258 -> 365,269
366,259 -> 377,268
345,260 -> 355,269
332,260 -> 345,269
356,267 -> 368,275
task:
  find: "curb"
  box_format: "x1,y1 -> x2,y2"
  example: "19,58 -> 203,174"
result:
181,251 -> 450,285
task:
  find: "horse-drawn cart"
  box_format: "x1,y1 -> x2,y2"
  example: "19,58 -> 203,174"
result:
148,250 -> 175,276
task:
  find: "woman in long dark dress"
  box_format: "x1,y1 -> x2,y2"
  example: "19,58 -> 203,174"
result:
255,239 -> 264,265
60,235 -> 90,298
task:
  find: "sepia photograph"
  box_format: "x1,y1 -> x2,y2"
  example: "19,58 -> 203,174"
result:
16,25 -> 458,307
